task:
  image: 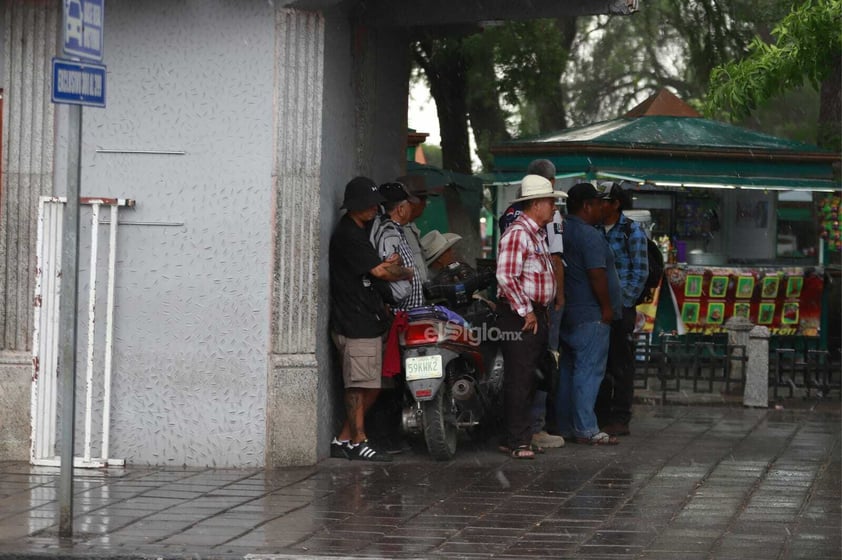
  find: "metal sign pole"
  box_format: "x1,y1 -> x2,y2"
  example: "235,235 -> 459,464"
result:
58,103 -> 82,538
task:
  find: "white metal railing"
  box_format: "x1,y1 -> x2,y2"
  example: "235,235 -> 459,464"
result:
31,196 -> 135,468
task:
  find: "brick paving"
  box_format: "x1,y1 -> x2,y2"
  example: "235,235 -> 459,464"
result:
0,403 -> 838,559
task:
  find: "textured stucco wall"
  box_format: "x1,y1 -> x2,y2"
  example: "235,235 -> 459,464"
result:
65,1 -> 276,467
0,4 -> 5,88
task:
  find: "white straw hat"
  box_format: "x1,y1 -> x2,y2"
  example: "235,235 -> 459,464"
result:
421,230 -> 462,266
512,174 -> 568,203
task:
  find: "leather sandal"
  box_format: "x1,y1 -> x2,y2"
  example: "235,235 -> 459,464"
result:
510,445 -> 535,459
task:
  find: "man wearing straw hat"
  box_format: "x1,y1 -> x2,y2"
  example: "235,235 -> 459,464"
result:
421,230 -> 462,275
500,158 -> 567,450
495,175 -> 567,459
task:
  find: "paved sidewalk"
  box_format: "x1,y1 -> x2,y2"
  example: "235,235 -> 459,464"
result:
0,403 -> 839,559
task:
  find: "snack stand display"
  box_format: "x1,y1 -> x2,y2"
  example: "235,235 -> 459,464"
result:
661,265 -> 823,337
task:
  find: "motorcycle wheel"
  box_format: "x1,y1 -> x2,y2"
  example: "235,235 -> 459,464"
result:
422,386 -> 458,461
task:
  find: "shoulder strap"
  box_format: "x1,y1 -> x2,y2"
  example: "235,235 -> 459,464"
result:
370,217 -> 398,256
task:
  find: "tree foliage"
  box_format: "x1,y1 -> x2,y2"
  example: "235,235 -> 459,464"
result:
412,19 -> 577,173
410,0 -> 821,171
705,0 -> 841,150
563,0 -> 796,126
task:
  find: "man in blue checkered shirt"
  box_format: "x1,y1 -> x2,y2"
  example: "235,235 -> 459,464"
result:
594,182 -> 648,437
370,182 -> 425,311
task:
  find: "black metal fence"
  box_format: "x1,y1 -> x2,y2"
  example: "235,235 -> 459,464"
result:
633,333 -> 841,401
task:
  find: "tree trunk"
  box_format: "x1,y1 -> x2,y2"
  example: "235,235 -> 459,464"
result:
466,51 -> 510,172
817,52 -> 841,154
435,75 -> 472,174
414,39 -> 472,174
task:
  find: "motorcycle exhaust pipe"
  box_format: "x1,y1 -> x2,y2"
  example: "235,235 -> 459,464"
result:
451,376 -> 476,400
402,406 -> 423,434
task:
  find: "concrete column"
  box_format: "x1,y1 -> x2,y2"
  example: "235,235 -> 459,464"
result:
724,316 -> 753,386
266,8 -> 325,468
744,325 -> 771,407
0,2 -> 58,460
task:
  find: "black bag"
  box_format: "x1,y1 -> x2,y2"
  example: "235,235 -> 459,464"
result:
534,349 -> 559,394
621,219 -> 665,306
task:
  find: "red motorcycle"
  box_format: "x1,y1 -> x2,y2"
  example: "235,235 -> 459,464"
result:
399,270 -> 504,460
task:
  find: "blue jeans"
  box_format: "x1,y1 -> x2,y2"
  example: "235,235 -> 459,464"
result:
555,321 -> 611,439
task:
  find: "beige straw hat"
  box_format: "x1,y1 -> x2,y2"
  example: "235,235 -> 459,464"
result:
421,230 -> 462,266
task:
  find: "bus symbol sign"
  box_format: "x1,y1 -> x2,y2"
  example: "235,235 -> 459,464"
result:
63,0 -> 104,62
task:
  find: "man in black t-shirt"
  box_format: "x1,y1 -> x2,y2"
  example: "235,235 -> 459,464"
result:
329,176 -> 413,462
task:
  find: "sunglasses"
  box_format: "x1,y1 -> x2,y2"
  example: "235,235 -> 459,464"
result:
380,181 -> 407,193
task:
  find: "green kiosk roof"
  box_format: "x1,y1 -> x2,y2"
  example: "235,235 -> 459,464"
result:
490,89 -> 840,191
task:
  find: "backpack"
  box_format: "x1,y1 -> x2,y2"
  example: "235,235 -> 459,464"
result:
369,215 -> 412,306
620,218 -> 664,306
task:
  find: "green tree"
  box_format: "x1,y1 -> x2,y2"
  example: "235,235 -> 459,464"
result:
705,0 -> 841,150
412,19 -> 578,173
563,0 -> 797,126
411,1 -> 810,172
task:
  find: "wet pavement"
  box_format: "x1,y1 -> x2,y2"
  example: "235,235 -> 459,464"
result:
0,403 -> 839,559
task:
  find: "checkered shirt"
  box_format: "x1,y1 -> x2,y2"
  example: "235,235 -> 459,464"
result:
372,216 -> 424,311
601,214 -> 648,308
496,213 -> 556,317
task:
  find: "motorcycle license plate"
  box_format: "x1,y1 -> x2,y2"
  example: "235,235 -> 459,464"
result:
405,355 -> 443,380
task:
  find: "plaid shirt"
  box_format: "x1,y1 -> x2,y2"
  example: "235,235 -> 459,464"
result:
371,216 -> 425,311
601,214 -> 648,308
496,213 -> 556,317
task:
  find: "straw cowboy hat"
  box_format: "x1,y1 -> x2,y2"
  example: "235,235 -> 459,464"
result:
512,174 -> 568,203
421,230 -> 462,266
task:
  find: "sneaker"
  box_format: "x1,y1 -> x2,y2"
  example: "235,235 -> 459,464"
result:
601,423 -> 631,436
348,440 -> 393,462
532,430 -> 565,448
574,431 -> 620,446
330,437 -> 351,460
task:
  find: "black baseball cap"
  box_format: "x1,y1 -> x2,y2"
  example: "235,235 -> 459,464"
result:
379,181 -> 420,204
567,182 -> 611,204
596,181 -> 631,209
341,176 -> 385,211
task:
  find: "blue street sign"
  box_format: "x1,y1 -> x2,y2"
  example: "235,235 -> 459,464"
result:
63,0 -> 104,61
52,58 -> 106,107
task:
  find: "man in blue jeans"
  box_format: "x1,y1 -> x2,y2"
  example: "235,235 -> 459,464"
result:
595,182 -> 648,437
556,183 -> 622,445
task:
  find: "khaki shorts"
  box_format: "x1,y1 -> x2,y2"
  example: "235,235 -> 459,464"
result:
331,333 -> 383,389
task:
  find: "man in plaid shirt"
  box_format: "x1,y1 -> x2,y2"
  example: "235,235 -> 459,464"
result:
595,182 -> 648,437
496,175 -> 567,459
499,159 -> 566,450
